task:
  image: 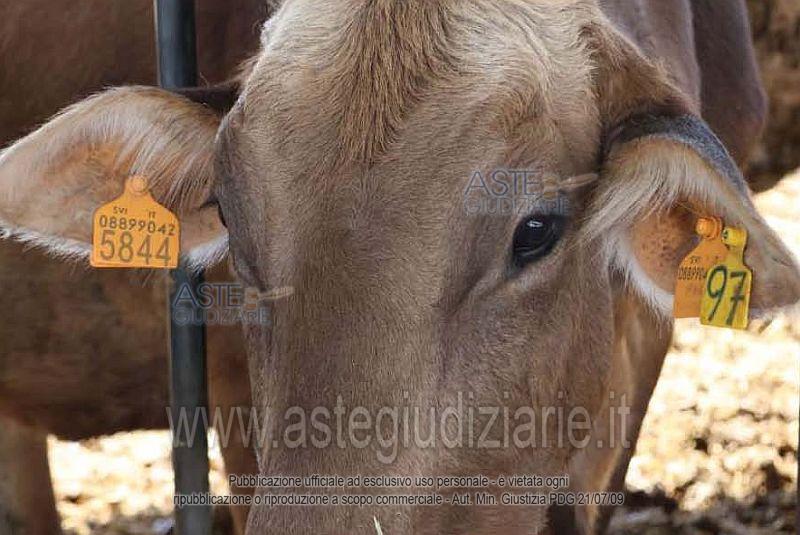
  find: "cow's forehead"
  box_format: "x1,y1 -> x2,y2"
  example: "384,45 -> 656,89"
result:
218,0 -> 603,283
236,0 -> 601,177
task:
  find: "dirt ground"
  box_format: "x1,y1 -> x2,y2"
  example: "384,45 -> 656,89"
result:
49,171 -> 800,534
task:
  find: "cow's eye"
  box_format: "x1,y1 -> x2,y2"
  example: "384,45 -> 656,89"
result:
512,214 -> 565,267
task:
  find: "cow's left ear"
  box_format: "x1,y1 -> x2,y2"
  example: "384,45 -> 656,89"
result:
587,113 -> 800,316
0,86 -> 228,269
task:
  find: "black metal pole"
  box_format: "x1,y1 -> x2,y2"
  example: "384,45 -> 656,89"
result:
154,2 -> 211,535
155,0 -> 198,89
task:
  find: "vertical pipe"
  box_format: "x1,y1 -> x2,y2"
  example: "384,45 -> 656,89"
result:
155,0 -> 197,89
167,268 -> 210,535
153,2 -> 211,535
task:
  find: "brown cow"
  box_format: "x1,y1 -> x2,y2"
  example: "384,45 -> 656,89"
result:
1,1 -> 798,534
0,1 -> 267,533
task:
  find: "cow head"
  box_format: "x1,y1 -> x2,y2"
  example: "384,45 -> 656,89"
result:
0,1 -> 797,533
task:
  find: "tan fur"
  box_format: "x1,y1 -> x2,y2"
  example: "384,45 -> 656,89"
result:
324,1 -> 456,165
216,3 -> 612,532
0,416 -> 60,534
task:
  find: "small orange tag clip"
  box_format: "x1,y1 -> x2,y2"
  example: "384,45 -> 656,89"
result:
673,216 -> 728,318
90,176 -> 180,269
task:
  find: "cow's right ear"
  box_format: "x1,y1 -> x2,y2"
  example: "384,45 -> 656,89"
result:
584,15 -> 800,318
0,86 -> 228,268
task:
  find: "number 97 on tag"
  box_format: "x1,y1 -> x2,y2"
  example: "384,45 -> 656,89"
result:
700,227 -> 752,330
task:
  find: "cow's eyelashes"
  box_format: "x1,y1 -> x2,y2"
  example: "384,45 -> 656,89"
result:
217,202 -> 227,228
512,214 -> 566,268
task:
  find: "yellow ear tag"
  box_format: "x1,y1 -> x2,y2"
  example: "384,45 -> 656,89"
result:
699,227 -> 752,330
674,216 -> 729,318
91,176 -> 180,269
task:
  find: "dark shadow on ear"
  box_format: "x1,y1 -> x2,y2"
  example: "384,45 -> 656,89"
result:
174,81 -> 240,115
604,113 -> 752,200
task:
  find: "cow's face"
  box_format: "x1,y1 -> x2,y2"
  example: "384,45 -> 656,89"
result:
1,1 -> 798,533
215,3 -> 614,523
213,5 -> 610,531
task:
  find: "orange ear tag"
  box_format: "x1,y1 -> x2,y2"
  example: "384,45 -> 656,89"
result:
700,227 -> 752,330
91,176 -> 180,269
673,216 -> 728,318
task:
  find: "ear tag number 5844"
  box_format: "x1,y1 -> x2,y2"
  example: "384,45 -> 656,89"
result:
700,227 -> 752,330
90,176 -> 180,269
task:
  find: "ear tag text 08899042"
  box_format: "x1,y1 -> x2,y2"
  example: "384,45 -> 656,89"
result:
673,216 -> 729,319
699,227 -> 752,330
90,176 -> 180,269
